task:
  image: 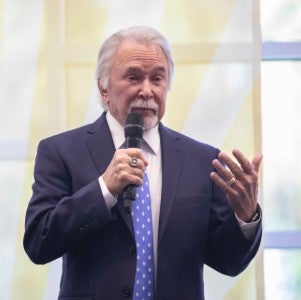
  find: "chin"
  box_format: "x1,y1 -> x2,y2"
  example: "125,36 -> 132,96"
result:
143,116 -> 159,130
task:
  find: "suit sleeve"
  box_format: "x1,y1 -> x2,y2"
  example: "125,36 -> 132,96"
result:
204,173 -> 262,276
23,139 -> 114,264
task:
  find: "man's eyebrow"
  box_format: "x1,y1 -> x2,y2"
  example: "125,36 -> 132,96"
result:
124,66 -> 143,73
153,66 -> 167,73
124,66 -> 167,73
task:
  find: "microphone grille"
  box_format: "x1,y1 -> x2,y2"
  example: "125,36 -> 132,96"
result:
126,112 -> 144,126
124,112 -> 144,139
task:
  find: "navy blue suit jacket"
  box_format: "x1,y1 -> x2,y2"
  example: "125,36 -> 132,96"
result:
24,112 -> 262,299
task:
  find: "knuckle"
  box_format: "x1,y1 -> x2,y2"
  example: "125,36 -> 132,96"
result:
137,177 -> 143,186
119,171 -> 129,181
246,176 -> 255,188
233,191 -> 240,198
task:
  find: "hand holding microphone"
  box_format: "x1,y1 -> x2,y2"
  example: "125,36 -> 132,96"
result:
102,113 -> 147,208
122,112 -> 145,211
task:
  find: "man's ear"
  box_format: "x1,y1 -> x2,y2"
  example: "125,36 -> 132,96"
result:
100,87 -> 108,98
98,82 -> 108,102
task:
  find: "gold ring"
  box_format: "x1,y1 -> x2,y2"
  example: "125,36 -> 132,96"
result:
228,177 -> 236,185
129,157 -> 138,167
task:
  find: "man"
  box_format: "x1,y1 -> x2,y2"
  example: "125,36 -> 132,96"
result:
24,26 -> 262,299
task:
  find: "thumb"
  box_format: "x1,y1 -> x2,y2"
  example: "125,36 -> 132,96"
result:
252,154 -> 263,173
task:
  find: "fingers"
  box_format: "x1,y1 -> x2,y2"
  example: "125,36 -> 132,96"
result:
102,148 -> 148,196
210,172 -> 232,203
252,154 -> 263,173
114,149 -> 147,183
217,149 -> 262,179
125,148 -> 149,175
210,149 -> 262,221
218,150 -> 249,179
232,149 -> 253,174
210,158 -> 243,200
211,159 -> 236,186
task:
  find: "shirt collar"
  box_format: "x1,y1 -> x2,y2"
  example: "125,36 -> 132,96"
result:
106,111 -> 160,155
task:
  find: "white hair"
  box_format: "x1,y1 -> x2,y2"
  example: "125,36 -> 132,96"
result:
95,26 -> 174,109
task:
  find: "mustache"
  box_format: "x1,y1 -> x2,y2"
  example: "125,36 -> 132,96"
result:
129,99 -> 159,112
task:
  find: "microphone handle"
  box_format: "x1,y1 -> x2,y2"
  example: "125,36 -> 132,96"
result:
123,137 -> 142,213
123,185 -> 136,214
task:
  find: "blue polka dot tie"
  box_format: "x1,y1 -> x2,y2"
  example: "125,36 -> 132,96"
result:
132,172 -> 155,299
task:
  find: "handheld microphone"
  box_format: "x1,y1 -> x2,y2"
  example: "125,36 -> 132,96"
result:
122,112 -> 144,213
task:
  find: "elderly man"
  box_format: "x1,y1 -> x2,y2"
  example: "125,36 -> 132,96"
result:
24,26 -> 262,300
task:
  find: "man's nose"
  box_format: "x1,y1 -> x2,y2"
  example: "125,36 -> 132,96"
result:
138,79 -> 153,100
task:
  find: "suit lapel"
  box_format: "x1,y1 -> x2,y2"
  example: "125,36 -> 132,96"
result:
85,112 -> 134,235
85,113 -> 115,175
158,125 -> 183,245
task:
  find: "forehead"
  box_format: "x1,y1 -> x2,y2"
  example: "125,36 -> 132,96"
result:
112,40 -> 168,71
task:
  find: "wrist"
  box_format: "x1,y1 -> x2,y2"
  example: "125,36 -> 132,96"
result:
245,205 -> 261,223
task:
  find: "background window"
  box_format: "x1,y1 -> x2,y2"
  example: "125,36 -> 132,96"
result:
261,0 -> 301,299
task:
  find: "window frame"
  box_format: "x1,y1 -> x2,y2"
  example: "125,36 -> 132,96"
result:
261,40 -> 301,250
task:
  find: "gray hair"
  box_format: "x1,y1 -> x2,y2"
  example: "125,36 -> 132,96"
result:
95,26 -> 174,108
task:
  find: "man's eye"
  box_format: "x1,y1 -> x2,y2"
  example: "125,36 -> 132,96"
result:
127,75 -> 138,81
153,76 -> 163,83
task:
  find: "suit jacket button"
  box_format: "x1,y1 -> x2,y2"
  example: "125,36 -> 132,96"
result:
122,286 -> 131,297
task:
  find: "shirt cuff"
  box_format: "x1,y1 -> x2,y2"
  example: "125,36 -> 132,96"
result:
98,176 -> 118,209
235,206 -> 262,240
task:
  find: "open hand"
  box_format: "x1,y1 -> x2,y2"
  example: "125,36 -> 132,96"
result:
210,149 -> 263,222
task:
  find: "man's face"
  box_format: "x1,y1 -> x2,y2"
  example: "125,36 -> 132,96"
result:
100,40 -> 169,129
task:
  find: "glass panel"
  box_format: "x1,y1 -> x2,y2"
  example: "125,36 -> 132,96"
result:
261,0 -> 301,42
0,160 -> 28,298
261,61 -> 301,231
264,249 -> 301,299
